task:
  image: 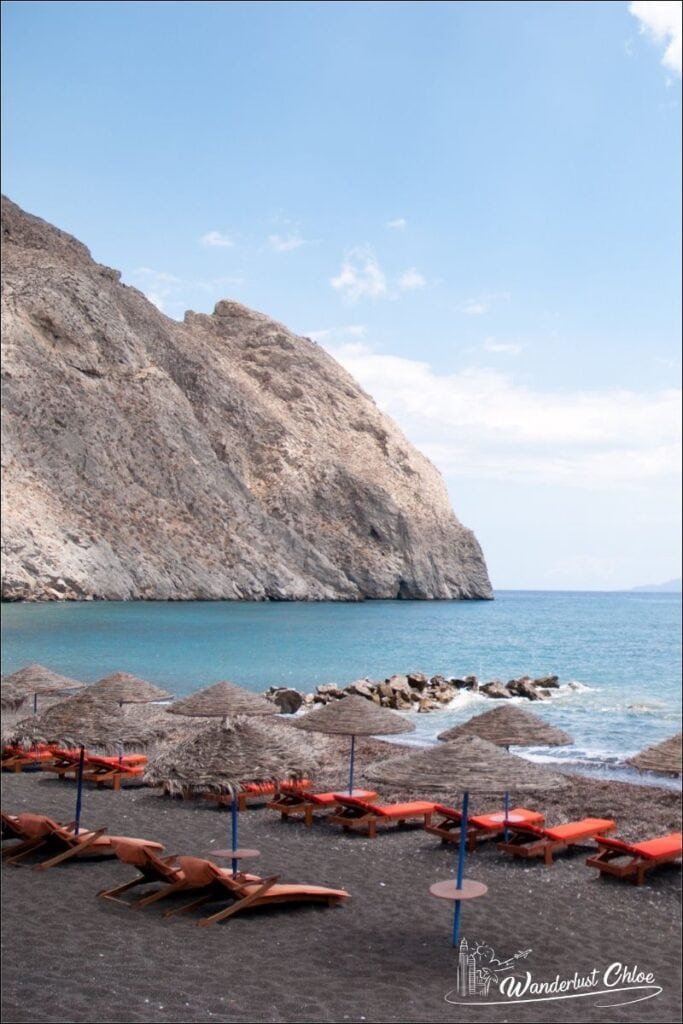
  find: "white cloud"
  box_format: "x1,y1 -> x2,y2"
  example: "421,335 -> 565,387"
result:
397,268 -> 426,291
268,234 -> 307,252
483,339 -> 523,355
385,218 -> 407,230
330,248 -> 387,302
200,230 -> 234,248
325,341 -> 682,488
629,1 -> 682,75
461,300 -> 488,316
307,325 -> 367,343
131,268 -> 182,311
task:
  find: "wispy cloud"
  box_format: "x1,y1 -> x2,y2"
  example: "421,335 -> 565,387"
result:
307,325 -> 367,343
483,339 -> 523,355
385,217 -> 407,230
330,247 -> 387,302
459,291 -> 511,316
267,234 -> 307,252
324,341 -> 682,488
629,1 -> 682,76
131,268 -> 182,312
397,268 -> 426,291
200,230 -> 234,248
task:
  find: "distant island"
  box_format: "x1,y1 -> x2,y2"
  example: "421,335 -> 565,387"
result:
631,579 -> 682,593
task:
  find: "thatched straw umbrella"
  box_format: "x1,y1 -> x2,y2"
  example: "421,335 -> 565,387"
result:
87,671 -> 174,705
167,680 -> 276,718
1,663 -> 85,713
165,680 -> 278,871
10,691 -> 161,834
627,733 -> 682,776
11,690 -> 162,754
437,705 -> 573,748
366,736 -> 568,946
437,706 -> 572,832
144,717 -> 315,796
290,694 -> 415,795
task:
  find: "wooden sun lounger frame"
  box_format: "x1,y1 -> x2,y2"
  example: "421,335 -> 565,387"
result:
162,862 -> 348,927
328,799 -> 434,839
586,838 -> 682,886
1,751 -> 57,773
497,821 -> 616,865
425,806 -> 545,852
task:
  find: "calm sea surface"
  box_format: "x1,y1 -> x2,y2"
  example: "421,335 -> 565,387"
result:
2,592 -> 681,784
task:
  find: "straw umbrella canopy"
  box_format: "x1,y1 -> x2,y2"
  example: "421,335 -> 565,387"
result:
165,680 -> 278,871
10,690 -> 163,836
10,691 -> 162,754
437,705 -> 573,748
365,736 -> 569,947
1,663 -> 85,711
144,716 -> 316,797
87,672 -> 174,705
167,680 -> 276,719
290,694 -> 415,794
627,733 -> 682,776
366,735 -> 569,794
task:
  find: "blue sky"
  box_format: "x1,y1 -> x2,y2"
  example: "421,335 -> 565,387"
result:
2,0 -> 681,590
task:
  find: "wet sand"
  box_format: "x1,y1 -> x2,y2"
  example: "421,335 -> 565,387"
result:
1,765 -> 681,1024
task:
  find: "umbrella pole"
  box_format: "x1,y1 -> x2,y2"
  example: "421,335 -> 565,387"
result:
452,791 -> 469,947
74,745 -> 85,836
348,734 -> 356,794
33,692 -> 38,714
230,794 -> 239,877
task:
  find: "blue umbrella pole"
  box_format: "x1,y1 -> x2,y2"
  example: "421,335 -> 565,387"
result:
348,734 -> 356,794
503,790 -> 510,843
74,745 -> 86,836
452,791 -> 469,947
230,794 -> 239,876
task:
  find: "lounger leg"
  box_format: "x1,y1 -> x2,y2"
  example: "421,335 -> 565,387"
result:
543,844 -> 555,866
163,894 -> 213,917
98,877 -> 146,901
368,820 -> 376,839
5,839 -> 46,864
198,878 -> 278,927
132,880 -> 190,907
33,829 -> 107,870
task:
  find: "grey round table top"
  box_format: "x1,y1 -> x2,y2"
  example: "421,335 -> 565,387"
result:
429,879 -> 488,901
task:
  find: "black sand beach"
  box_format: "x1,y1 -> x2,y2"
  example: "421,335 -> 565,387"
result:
1,765 -> 681,1024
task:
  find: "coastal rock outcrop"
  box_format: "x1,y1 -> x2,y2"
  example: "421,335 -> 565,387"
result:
266,672 -> 565,712
1,196 -> 492,602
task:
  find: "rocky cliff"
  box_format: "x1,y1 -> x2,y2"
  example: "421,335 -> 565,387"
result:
1,196 -> 492,601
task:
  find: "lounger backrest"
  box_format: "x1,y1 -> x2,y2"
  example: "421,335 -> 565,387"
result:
176,856 -> 220,887
15,813 -> 62,837
333,795 -> 379,814
110,840 -> 172,873
433,804 -> 462,818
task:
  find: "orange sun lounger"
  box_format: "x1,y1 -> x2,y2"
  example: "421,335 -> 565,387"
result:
268,788 -> 379,828
425,804 -> 545,851
1,745 -> 57,773
45,749 -> 148,789
203,779 -> 314,812
160,856 -> 350,926
497,817 -> 617,865
5,813 -> 163,870
327,795 -> 436,838
586,832 -> 682,885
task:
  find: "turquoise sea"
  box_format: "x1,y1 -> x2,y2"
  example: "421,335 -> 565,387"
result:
2,591 -> 681,785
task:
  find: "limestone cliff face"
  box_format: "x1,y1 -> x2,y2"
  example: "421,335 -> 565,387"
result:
1,196 -> 493,601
